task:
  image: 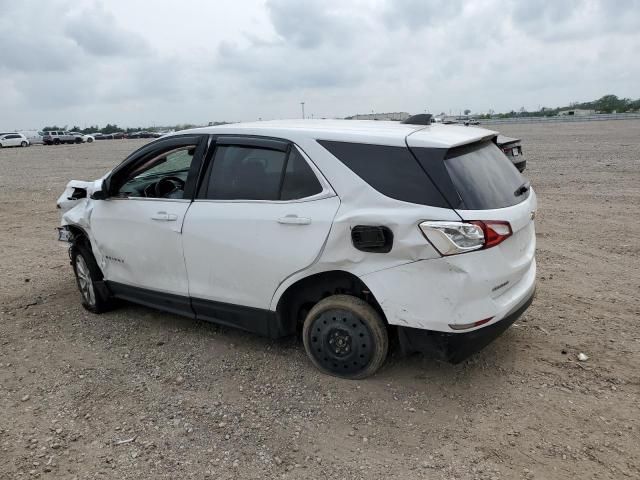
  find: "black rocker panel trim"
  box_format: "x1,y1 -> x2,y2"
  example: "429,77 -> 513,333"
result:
107,281 -> 195,319
105,281 -> 292,339
191,297 -> 290,338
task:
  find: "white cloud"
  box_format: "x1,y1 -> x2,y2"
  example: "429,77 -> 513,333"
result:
65,4 -> 151,57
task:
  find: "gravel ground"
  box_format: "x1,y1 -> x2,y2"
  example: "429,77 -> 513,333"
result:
1,121 -> 639,480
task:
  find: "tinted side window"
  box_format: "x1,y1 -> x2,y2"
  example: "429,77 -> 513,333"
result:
317,140 -> 448,208
205,146 -> 286,200
280,149 -> 323,200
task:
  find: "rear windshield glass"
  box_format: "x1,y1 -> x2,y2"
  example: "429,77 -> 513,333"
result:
445,141 -> 527,210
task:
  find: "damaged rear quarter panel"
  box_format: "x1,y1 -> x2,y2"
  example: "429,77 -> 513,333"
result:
270,137 -> 461,310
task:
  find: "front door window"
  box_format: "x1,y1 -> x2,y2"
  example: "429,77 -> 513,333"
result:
116,145 -> 198,199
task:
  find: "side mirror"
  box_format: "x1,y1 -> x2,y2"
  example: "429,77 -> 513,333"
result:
90,188 -> 108,200
90,179 -> 110,200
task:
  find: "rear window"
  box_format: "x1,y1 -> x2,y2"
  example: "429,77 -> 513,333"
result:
444,141 -> 526,210
317,140 -> 449,208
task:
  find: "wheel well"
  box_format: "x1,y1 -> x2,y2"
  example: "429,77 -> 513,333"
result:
67,225 -> 89,245
276,270 -> 387,335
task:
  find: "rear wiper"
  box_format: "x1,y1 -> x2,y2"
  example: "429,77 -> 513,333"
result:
514,181 -> 530,197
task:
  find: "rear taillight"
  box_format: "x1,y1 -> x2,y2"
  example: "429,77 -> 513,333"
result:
419,220 -> 512,256
470,220 -> 512,249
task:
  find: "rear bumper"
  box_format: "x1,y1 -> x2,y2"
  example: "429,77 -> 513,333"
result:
397,287 -> 535,363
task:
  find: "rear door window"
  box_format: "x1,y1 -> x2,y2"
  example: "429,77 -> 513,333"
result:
205,146 -> 286,200
202,143 -> 324,201
444,141 -> 526,209
280,149 -> 323,200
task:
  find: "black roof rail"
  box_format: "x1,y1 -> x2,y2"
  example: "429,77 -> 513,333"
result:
401,114 -> 433,125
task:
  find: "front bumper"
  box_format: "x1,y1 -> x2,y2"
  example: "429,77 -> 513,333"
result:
397,288 -> 535,363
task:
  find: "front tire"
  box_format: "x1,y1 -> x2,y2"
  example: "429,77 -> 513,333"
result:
302,295 -> 388,379
87,137 -> 93,143
71,242 -> 114,313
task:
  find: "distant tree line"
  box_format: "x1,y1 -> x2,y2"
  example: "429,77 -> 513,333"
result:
477,94 -> 640,119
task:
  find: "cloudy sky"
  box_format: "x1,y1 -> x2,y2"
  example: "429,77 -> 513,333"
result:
1,0 -> 639,130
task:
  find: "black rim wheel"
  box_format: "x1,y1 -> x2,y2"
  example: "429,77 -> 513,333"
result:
308,308 -> 374,375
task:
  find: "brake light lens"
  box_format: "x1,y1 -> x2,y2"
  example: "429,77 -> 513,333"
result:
419,220 -> 512,256
471,220 -> 512,248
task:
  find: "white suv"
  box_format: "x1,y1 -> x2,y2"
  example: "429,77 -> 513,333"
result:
57,120 -> 536,379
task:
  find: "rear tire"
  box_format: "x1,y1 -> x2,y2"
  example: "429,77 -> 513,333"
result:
302,295 -> 388,379
87,137 -> 93,143
75,138 -> 82,144
71,241 -> 114,314
53,139 -> 60,145
21,141 -> 28,147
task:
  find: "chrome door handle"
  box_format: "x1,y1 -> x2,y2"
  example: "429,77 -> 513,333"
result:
278,215 -> 311,225
151,212 -> 178,221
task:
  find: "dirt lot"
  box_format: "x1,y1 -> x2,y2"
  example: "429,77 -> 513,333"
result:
1,121 -> 639,480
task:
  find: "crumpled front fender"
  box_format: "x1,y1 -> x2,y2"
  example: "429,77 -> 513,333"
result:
57,179 -> 104,234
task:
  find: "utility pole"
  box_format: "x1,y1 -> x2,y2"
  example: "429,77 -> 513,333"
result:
301,102 -> 305,119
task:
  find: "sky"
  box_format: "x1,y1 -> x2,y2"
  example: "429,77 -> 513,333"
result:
1,0 -> 639,130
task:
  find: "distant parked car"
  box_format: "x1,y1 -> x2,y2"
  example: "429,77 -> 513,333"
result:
95,133 -> 114,140
69,132 -> 95,143
126,131 -> 141,139
0,133 -> 29,148
497,135 -> 525,172
43,131 -> 79,145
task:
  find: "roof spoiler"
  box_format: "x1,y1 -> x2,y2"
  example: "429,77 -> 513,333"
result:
401,114 -> 432,125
